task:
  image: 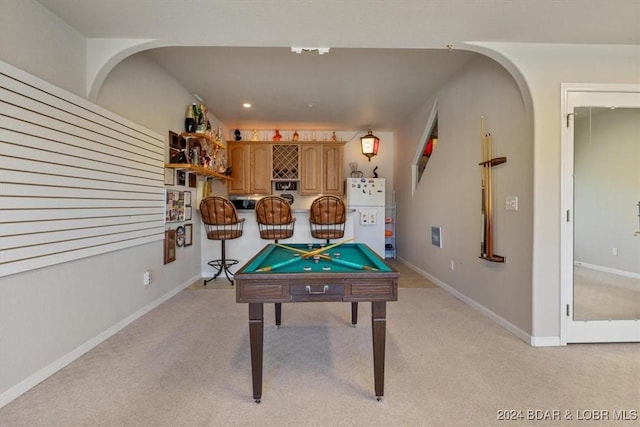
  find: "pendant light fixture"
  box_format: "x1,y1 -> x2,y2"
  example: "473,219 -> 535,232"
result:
360,129 -> 380,162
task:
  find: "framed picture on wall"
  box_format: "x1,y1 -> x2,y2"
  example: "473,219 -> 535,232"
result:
164,168 -> 175,185
164,229 -> 176,264
184,223 -> 193,247
177,170 -> 186,186
176,226 -> 185,247
184,191 -> 191,206
184,206 -> 192,221
188,173 -> 197,188
169,131 -> 189,163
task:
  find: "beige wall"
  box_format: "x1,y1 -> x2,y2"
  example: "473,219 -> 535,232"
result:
0,0 -> 86,97
394,55 -> 534,336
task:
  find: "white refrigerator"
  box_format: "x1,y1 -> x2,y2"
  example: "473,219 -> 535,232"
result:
345,178 -> 386,257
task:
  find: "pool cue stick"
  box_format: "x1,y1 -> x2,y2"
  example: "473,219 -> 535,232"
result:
300,238 -> 354,258
328,257 -> 378,271
256,255 -> 304,272
480,116 -> 489,257
273,243 -> 331,260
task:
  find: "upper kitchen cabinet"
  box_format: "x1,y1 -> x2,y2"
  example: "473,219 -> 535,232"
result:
227,142 -> 272,195
300,143 -> 344,195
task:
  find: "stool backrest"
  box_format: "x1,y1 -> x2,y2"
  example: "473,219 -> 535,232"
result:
255,196 -> 295,241
200,196 -> 239,225
199,196 -> 245,241
310,195 -> 346,225
256,196 -> 293,225
309,195 -> 346,240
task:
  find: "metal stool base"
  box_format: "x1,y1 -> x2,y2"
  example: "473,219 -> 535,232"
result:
204,259 -> 238,284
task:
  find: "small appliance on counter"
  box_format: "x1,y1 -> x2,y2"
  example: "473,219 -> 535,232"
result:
228,196 -> 258,210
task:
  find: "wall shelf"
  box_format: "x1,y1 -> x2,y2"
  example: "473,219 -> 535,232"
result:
181,132 -> 225,150
164,163 -> 232,180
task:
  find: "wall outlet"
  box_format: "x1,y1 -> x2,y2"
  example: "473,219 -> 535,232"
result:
450,260 -> 455,271
612,247 -> 618,256
143,270 -> 152,286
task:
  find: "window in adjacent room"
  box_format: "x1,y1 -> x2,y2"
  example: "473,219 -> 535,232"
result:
413,102 -> 438,192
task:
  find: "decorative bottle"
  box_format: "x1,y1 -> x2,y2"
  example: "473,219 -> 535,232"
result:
185,104 -> 196,133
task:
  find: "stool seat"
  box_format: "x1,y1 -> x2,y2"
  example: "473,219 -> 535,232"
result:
200,196 -> 245,284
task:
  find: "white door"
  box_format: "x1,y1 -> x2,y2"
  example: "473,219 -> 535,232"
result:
561,84 -> 640,343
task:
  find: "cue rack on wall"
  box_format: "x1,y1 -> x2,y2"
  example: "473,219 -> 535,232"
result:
479,117 -> 507,263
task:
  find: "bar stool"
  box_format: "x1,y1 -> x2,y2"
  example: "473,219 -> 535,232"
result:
309,195 -> 346,244
255,195 -> 296,327
200,196 -> 245,284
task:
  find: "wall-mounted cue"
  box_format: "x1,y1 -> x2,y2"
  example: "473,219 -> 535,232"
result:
479,117 -> 506,263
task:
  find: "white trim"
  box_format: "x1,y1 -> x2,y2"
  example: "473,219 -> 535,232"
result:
560,83 -> 640,344
0,276 -> 199,408
530,336 -> 562,347
396,257 -> 534,345
574,261 -> 640,281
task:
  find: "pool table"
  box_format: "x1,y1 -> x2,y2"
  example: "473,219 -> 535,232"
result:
235,242 -> 399,402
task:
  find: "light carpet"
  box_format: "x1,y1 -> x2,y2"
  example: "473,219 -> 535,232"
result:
0,287 -> 638,426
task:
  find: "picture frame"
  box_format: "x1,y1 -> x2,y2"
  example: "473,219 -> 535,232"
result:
176,225 -> 185,247
184,191 -> 192,206
164,229 -> 176,264
165,190 -> 185,222
184,223 -> 193,247
188,173 -> 197,188
184,206 -> 192,221
169,130 -> 189,163
176,170 -> 186,186
164,168 -> 175,185
178,192 -> 186,221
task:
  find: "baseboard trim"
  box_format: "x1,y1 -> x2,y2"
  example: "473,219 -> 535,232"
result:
0,275 -> 199,408
574,260 -> 640,280
530,336 -> 562,347
396,257 -> 536,346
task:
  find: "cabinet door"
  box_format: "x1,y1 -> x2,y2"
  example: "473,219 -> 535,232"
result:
300,144 -> 322,195
227,143 -> 250,194
250,144 -> 272,194
323,144 -> 343,195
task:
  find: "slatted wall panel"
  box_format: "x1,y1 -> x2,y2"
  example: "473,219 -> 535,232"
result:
0,61 -> 165,277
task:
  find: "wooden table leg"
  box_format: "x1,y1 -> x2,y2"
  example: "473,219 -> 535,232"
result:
274,302 -> 282,327
248,303 -> 264,403
371,301 -> 386,401
351,302 -> 358,326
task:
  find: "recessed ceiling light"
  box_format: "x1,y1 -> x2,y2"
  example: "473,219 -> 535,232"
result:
243,103 -> 252,109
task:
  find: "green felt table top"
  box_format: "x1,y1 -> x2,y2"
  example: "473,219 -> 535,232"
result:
238,242 -> 391,274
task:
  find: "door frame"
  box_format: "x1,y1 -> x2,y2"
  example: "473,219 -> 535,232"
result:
560,83 -> 640,344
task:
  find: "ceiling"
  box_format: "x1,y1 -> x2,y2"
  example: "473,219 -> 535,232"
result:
36,0 -> 640,132
146,47 -> 478,131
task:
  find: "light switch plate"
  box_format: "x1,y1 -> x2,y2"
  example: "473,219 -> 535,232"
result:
506,196 -> 518,211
